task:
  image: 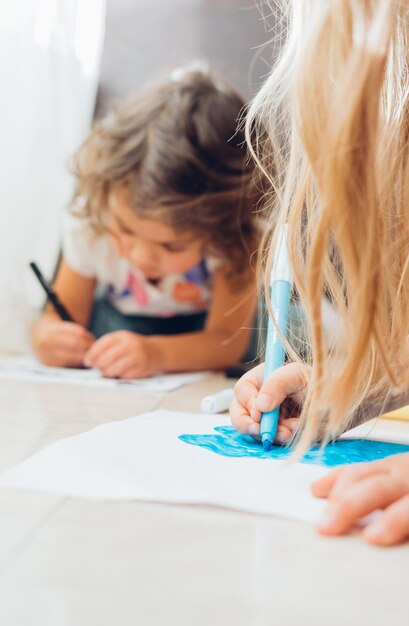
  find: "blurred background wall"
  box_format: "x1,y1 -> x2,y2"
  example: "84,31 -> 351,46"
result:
98,0 -> 271,109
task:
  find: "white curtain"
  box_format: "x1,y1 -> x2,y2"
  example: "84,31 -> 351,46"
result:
0,0 -> 106,353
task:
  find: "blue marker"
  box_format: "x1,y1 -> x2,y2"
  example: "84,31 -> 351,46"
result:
260,224 -> 294,451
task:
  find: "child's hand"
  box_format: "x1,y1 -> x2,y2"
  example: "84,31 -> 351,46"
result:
32,317 -> 95,368
312,453 -> 409,545
83,331 -> 161,379
229,362 -> 308,444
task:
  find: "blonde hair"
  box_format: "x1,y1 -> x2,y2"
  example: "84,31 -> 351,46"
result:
248,0 -> 409,448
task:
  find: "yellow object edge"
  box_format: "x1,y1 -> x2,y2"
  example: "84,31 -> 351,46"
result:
382,405 -> 409,421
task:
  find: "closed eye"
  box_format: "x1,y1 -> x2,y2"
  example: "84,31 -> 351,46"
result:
162,243 -> 186,253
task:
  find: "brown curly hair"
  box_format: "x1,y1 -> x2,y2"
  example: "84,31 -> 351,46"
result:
70,66 -> 261,285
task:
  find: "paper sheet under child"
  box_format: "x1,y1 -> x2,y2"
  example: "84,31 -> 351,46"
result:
1,410 -> 408,524
0,356 -> 208,392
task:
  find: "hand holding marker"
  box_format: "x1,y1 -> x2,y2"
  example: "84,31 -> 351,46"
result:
260,224 -> 294,451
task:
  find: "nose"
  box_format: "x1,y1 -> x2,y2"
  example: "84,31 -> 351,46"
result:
128,239 -> 159,275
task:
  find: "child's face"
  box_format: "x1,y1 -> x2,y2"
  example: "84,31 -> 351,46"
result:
108,190 -> 205,280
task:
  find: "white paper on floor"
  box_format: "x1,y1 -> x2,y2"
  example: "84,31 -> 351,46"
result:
0,356 -> 208,392
1,411 -> 407,523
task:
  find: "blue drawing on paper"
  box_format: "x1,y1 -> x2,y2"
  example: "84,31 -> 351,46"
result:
179,425 -> 409,467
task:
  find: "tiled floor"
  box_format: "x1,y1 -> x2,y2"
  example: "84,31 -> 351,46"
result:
0,375 -> 409,625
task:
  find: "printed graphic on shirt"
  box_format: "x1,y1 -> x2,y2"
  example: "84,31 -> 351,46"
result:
172,260 -> 210,308
106,259 -> 211,315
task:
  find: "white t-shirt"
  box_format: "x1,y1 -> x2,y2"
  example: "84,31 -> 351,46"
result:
63,215 -> 220,317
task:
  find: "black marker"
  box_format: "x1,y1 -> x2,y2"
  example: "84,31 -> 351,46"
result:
29,262 -> 73,322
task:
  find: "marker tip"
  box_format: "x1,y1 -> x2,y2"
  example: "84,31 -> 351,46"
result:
262,439 -> 273,452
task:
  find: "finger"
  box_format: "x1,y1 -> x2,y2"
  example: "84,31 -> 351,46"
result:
43,352 -> 80,368
100,354 -> 136,379
311,459 -> 387,499
58,333 -> 95,354
255,363 -> 307,413
248,397 -> 261,422
57,323 -> 94,340
55,323 -> 95,349
234,378 -> 258,407
120,366 -> 149,380
311,468 -> 348,499
329,464 -> 386,500
52,337 -> 94,365
84,333 -> 121,365
278,417 -> 299,433
241,362 -> 264,383
274,424 -> 294,444
233,364 -> 264,408
120,368 -> 142,380
61,322 -> 95,340
90,342 -> 130,373
229,397 -> 260,437
363,494 -> 409,546
53,346 -> 91,365
316,474 -> 406,536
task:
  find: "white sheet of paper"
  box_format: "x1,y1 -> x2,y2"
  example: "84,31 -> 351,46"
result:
0,356 -> 208,392
0,411 -> 326,522
3,410 -> 407,523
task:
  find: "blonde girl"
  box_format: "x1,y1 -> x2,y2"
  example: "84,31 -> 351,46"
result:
32,67 -> 260,378
230,0 -> 409,545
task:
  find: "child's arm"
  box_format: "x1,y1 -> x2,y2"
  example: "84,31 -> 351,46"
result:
31,258 -> 96,367
83,267 -> 257,378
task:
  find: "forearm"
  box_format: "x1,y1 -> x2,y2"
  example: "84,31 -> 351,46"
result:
146,328 -> 251,372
